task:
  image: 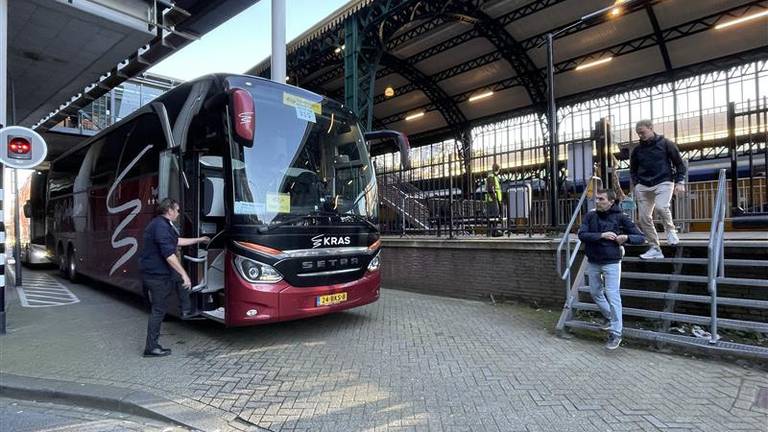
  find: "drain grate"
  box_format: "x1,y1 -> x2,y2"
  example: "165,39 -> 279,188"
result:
756,387 -> 768,410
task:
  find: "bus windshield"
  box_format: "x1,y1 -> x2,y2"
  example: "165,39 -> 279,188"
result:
229,82 -> 377,227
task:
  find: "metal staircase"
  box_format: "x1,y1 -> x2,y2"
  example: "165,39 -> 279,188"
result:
378,173 -> 431,231
556,170 -> 768,360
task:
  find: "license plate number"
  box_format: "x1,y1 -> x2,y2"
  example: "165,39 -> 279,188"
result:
317,292 -> 347,306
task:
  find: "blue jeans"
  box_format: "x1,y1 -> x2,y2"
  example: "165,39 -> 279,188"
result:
586,261 -> 623,336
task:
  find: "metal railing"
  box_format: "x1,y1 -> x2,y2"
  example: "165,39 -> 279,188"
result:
556,177 -> 601,300
706,169 -> 727,344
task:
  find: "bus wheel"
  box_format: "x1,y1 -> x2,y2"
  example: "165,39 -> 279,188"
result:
67,249 -> 80,283
58,250 -> 68,278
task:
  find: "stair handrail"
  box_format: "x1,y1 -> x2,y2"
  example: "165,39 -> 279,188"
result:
706,168 -> 727,344
556,177 -> 602,298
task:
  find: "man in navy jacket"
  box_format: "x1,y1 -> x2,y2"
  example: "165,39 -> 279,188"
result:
139,198 -> 209,357
578,189 -> 646,350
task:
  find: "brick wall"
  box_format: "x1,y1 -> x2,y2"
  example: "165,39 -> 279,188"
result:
381,237 -> 567,307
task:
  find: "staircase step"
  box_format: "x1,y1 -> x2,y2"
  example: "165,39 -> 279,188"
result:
578,286 -> 768,309
717,277 -> 768,287
620,272 -> 768,286
571,302 -> 768,333
563,320 -> 768,360
623,257 -> 768,267
622,272 -> 708,283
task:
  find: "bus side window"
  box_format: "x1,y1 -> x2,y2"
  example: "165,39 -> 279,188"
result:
117,114 -> 163,181
91,124 -> 130,189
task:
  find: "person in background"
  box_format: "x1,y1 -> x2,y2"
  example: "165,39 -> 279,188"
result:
630,119 -> 687,259
485,163 -> 503,237
139,198 -> 209,357
578,189 -> 646,350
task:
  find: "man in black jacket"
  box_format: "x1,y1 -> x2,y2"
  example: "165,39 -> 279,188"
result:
139,198 -> 209,357
578,189 -> 646,350
631,119 -> 687,259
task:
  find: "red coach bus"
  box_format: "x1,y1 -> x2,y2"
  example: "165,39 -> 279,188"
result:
46,74 -> 408,326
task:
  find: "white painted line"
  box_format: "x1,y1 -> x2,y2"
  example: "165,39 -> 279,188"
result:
16,274 -> 79,308
24,293 -> 75,301
22,287 -> 71,294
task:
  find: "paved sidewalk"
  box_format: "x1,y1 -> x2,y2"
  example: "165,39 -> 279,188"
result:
1,269 -> 767,431
1,396 -> 184,431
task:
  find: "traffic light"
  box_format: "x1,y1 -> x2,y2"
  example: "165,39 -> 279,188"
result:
8,136 -> 32,160
0,126 -> 47,169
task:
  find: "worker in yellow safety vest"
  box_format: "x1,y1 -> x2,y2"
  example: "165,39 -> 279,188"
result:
485,163 -> 503,237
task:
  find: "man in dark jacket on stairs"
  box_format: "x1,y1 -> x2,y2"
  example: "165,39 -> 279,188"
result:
578,189 -> 646,350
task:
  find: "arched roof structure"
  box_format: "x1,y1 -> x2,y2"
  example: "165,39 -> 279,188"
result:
247,0 -> 768,146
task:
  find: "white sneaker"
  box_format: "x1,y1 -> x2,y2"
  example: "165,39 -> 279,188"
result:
667,231 -> 679,246
640,247 -> 664,260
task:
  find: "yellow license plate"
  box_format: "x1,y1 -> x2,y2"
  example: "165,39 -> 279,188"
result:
317,292 -> 347,306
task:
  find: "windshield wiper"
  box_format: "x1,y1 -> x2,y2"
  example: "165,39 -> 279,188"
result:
258,211 -> 332,233
258,210 -> 377,233
338,213 -> 378,230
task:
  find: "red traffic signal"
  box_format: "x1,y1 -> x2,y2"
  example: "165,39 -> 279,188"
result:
8,136 -> 32,160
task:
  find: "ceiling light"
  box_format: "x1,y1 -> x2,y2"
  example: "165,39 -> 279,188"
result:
610,7 -> 622,17
469,90 -> 494,102
405,112 -> 425,121
715,10 -> 768,30
575,56 -> 613,71
384,86 -> 395,97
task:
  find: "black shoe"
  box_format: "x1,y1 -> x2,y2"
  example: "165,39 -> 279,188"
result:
143,348 -> 171,357
598,318 -> 611,331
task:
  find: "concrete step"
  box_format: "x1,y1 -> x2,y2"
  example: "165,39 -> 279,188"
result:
620,272 -> 768,287
623,257 -> 768,267
621,272 -> 708,283
571,302 -> 768,333
563,320 -> 768,360
578,286 -> 768,309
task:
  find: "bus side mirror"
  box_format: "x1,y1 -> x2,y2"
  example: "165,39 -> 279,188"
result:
151,102 -> 178,150
23,200 -> 31,218
364,130 -> 411,170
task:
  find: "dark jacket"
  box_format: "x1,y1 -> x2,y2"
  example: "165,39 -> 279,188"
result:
629,134 -> 686,186
578,205 -> 645,264
139,216 -> 179,276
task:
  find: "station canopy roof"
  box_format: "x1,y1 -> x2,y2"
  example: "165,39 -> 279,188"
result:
7,0 -> 259,131
247,0 -> 768,147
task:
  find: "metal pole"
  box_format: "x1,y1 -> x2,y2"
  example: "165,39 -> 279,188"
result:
271,0 -> 286,83
449,153 -> 454,239
727,102 -> 739,213
0,0 -> 7,335
546,33 -> 559,228
13,169 -> 19,286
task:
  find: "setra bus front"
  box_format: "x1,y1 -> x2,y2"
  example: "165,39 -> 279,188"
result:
190,77 -> 406,326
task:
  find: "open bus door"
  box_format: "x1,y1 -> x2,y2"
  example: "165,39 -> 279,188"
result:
153,102 -> 213,319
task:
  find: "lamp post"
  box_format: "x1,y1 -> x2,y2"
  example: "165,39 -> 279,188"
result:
541,0 -> 639,228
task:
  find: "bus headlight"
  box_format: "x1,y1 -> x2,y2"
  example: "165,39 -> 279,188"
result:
367,253 -> 380,272
234,255 -> 283,283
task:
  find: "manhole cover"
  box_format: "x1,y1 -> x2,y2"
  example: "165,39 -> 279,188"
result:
756,387 -> 768,410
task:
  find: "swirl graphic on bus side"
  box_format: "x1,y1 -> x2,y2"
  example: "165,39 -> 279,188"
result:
107,144 -> 154,276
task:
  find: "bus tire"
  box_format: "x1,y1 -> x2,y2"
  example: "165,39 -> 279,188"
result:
67,248 -> 80,283
57,245 -> 68,278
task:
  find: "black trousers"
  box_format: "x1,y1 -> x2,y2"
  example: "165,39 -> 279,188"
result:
144,275 -> 173,351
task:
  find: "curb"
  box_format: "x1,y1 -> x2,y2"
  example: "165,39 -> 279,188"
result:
0,373 -> 249,431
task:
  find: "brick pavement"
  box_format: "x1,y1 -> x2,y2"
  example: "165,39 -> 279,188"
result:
1,270 -> 766,432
